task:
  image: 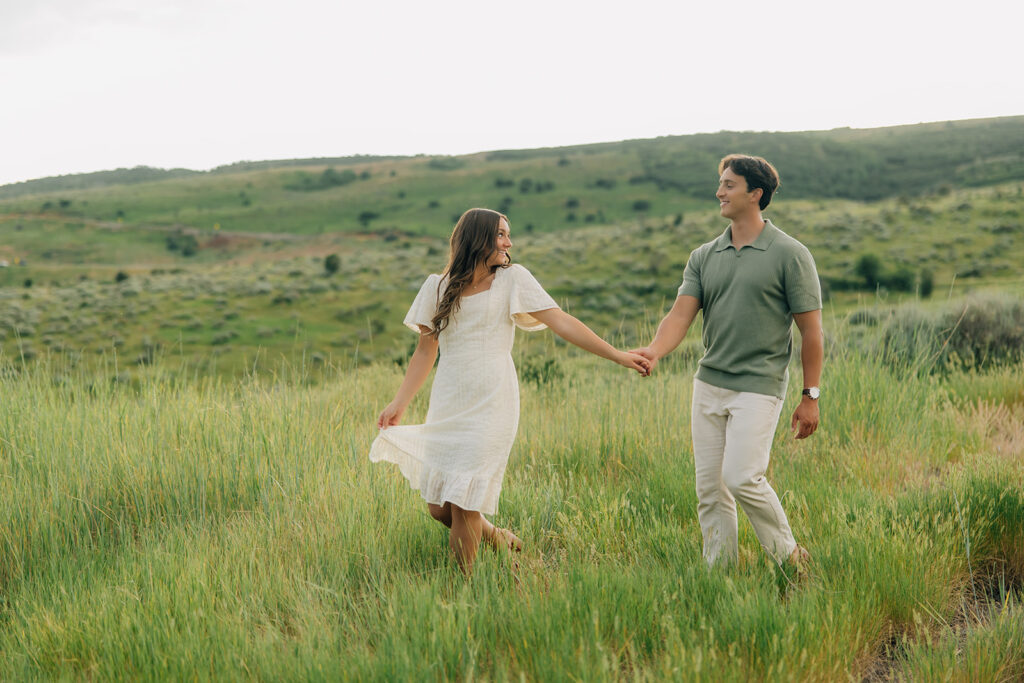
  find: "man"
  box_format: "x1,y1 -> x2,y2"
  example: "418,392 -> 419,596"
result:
634,154 -> 823,569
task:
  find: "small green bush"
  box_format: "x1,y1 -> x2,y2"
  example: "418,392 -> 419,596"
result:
519,357 -> 563,387
880,294 -> 1024,372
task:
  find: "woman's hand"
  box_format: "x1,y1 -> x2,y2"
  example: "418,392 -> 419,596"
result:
629,347 -> 659,377
377,401 -> 405,429
616,351 -> 651,375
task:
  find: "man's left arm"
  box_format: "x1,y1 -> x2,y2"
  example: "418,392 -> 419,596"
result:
791,309 -> 823,440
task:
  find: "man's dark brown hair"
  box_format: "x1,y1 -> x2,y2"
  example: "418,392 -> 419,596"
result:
718,154 -> 780,210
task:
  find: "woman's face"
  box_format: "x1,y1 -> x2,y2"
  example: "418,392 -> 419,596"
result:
485,218 -> 512,267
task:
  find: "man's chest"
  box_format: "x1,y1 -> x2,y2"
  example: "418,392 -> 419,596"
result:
701,251 -> 785,304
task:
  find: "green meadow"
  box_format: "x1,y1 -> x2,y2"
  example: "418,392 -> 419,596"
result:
1,117 -> 1023,679
0,327 -> 1021,679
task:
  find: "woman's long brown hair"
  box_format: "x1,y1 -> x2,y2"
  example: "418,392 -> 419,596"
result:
429,208 -> 509,336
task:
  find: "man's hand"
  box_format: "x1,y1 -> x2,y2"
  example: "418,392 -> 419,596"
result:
791,398 -> 819,439
629,347 -> 659,377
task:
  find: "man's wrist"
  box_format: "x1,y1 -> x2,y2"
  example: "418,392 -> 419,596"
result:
801,386 -> 820,400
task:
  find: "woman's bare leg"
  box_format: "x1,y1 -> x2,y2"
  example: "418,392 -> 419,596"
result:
449,504 -> 484,574
427,502 -> 452,528
429,501 -> 522,557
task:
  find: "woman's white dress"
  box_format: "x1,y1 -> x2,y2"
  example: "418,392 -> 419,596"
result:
369,264 -> 558,515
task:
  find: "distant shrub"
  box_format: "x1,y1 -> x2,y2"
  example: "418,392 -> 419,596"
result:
632,200 -> 651,212
286,167 -> 357,191
325,253 -> 341,275
273,292 -> 297,305
593,178 -> 617,190
519,357 -> 563,387
428,200 -> 440,208
674,213 -> 684,226
427,157 -> 464,171
494,178 -> 515,188
880,294 -> 1024,372
212,330 -> 238,345
518,178 -> 533,194
557,157 -> 570,166
848,309 -> 882,326
23,279 -> 32,288
358,211 -> 379,227
919,269 -> 934,298
885,267 -> 914,292
565,197 -> 579,209
166,232 -> 199,256
115,271 -> 129,283
855,253 -> 882,288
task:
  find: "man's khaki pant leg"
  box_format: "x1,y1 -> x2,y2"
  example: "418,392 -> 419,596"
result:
691,378 -> 797,566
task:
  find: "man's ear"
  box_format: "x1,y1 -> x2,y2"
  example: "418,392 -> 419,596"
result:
750,187 -> 763,206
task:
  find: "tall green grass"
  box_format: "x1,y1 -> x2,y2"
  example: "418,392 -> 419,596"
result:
0,336 -> 1021,679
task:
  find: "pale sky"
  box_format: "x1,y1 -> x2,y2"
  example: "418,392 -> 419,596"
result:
1,0 -> 1020,186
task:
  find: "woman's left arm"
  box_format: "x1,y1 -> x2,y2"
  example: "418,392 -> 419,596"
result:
529,308 -> 649,373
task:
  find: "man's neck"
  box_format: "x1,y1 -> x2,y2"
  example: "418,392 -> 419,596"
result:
729,213 -> 766,248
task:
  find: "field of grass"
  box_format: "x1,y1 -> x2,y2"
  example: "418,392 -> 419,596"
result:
0,316 -> 1021,679
1,119 -> 1023,678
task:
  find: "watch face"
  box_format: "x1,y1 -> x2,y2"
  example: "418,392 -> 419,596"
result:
807,387 -> 820,399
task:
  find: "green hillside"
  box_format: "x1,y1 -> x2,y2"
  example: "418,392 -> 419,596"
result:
2,116 -> 1022,243
1,116 -> 1023,377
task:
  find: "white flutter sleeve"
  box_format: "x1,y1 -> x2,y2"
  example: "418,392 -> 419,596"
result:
506,264 -> 559,331
403,274 -> 442,333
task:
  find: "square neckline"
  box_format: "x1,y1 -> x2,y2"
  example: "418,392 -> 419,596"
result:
461,266 -> 509,299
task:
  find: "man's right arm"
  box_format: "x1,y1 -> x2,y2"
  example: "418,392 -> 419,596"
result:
633,295 -> 701,373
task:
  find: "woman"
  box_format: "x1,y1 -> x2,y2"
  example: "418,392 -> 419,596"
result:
370,208 -> 648,574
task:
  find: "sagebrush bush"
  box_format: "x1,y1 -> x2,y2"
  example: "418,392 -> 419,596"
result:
879,294 -> 1024,372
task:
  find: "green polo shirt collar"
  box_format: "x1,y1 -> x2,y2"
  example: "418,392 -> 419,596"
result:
713,220 -> 780,253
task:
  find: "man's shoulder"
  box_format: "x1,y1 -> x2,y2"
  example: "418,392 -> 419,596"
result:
766,222 -> 814,259
689,235 -> 722,260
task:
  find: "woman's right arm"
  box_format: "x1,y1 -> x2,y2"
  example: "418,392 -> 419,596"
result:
377,327 -> 439,429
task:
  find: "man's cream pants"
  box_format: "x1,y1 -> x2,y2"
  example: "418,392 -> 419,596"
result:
691,378 -> 797,566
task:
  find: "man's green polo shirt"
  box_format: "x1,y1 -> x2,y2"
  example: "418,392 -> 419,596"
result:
677,219 -> 821,398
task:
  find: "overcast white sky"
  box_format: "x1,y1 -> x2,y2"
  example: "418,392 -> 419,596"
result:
1,0 -> 1020,186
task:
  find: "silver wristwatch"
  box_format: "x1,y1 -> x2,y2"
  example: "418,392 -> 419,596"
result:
802,387 -> 820,400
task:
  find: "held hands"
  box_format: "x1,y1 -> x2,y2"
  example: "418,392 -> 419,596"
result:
628,347 -> 658,377
616,350 -> 652,375
791,398 -> 819,439
376,401 -> 406,430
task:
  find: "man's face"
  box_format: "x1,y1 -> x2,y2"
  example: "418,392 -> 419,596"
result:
716,167 -> 759,219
